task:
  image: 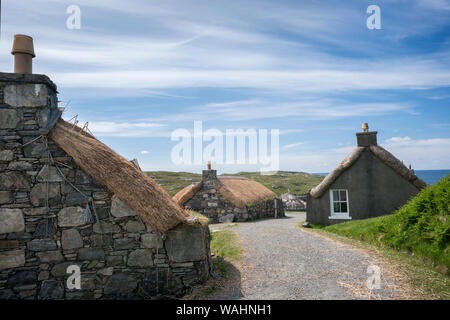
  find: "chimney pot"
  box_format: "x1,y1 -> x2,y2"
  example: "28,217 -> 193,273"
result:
362,123 -> 369,132
207,161 -> 211,170
11,34 -> 35,74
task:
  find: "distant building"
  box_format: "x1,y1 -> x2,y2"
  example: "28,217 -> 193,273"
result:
306,123 -> 427,226
173,164 -> 284,223
281,193 -> 307,211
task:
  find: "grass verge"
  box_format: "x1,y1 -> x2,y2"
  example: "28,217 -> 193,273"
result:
186,227 -> 243,299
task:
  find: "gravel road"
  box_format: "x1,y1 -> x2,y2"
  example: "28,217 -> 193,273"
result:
209,213 -> 398,300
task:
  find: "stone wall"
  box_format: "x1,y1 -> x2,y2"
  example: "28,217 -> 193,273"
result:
185,170 -> 284,223
0,73 -> 210,299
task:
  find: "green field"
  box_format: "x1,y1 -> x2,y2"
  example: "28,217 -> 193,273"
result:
146,171 -> 324,197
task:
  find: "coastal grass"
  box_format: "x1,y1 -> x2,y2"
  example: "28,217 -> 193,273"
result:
146,171 -> 324,197
322,175 -> 450,270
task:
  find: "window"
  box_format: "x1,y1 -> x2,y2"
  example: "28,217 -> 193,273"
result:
329,189 -> 351,219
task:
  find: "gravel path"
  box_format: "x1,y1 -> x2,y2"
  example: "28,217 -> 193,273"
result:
210,213 -> 398,300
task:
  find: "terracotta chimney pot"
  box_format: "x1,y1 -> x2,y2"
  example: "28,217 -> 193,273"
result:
362,123 -> 369,133
207,161 -> 211,170
11,34 -> 35,74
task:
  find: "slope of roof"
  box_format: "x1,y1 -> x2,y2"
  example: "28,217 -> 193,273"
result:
49,118 -> 188,232
310,145 -> 427,198
173,176 -> 277,208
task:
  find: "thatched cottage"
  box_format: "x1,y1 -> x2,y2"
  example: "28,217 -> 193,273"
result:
0,35 -> 210,300
173,164 -> 284,223
306,123 -> 427,226
281,193 -> 307,211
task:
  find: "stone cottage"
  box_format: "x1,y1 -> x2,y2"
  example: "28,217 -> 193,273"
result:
173,164 -> 284,223
306,123 -> 427,226
0,35 -> 210,300
281,193 -> 307,211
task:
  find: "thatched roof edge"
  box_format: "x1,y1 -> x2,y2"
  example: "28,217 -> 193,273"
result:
310,145 -> 428,199
310,147 -> 365,198
172,182 -> 203,207
50,119 -> 188,232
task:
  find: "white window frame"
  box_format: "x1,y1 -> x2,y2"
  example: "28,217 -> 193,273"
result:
329,189 -> 351,220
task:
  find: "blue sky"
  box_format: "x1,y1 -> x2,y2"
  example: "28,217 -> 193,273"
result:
0,0 -> 449,173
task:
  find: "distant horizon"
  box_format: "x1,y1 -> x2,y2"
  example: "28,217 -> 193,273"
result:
145,168 -> 450,175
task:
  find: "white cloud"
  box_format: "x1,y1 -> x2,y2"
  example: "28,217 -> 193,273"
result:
85,121 -> 169,137
382,137 -> 450,170
141,150 -> 149,154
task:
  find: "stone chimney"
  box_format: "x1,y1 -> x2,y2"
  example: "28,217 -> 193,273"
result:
202,162 -> 217,187
0,36 -> 60,137
356,123 -> 377,147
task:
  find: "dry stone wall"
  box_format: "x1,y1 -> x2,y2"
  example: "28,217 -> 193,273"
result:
0,74 -> 210,300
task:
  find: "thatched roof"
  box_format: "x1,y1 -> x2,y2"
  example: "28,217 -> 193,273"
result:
50,119 -> 188,232
173,175 -> 277,208
310,145 -> 427,198
172,181 -> 203,207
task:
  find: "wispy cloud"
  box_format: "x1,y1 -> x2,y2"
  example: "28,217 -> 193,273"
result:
282,142 -> 304,150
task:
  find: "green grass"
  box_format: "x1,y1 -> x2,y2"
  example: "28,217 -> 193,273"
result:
146,170 -> 324,196
318,175 -> 450,271
210,229 -> 243,261
186,228 -> 242,299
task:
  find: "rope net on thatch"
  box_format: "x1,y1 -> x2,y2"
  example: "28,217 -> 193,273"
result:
49,118 -> 188,233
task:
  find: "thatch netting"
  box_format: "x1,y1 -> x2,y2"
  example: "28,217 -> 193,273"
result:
173,182 -> 202,207
370,145 -> 427,190
310,147 -> 364,198
50,119 -> 188,233
216,176 -> 277,208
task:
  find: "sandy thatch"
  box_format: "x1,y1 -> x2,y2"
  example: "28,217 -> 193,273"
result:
50,118 -> 188,232
310,145 -> 427,199
173,182 -> 203,207
217,176 -> 277,208
310,147 -> 364,198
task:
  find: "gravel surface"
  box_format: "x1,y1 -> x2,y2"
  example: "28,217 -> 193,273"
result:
209,213 -> 398,300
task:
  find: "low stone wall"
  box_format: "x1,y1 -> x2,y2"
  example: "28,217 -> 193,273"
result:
0,75 -> 210,300
246,198 -> 285,220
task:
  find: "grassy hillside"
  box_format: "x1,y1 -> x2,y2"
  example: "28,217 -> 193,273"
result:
146,171 -> 324,197
322,175 -> 450,270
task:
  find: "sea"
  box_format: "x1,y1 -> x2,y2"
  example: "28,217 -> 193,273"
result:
314,170 -> 450,186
